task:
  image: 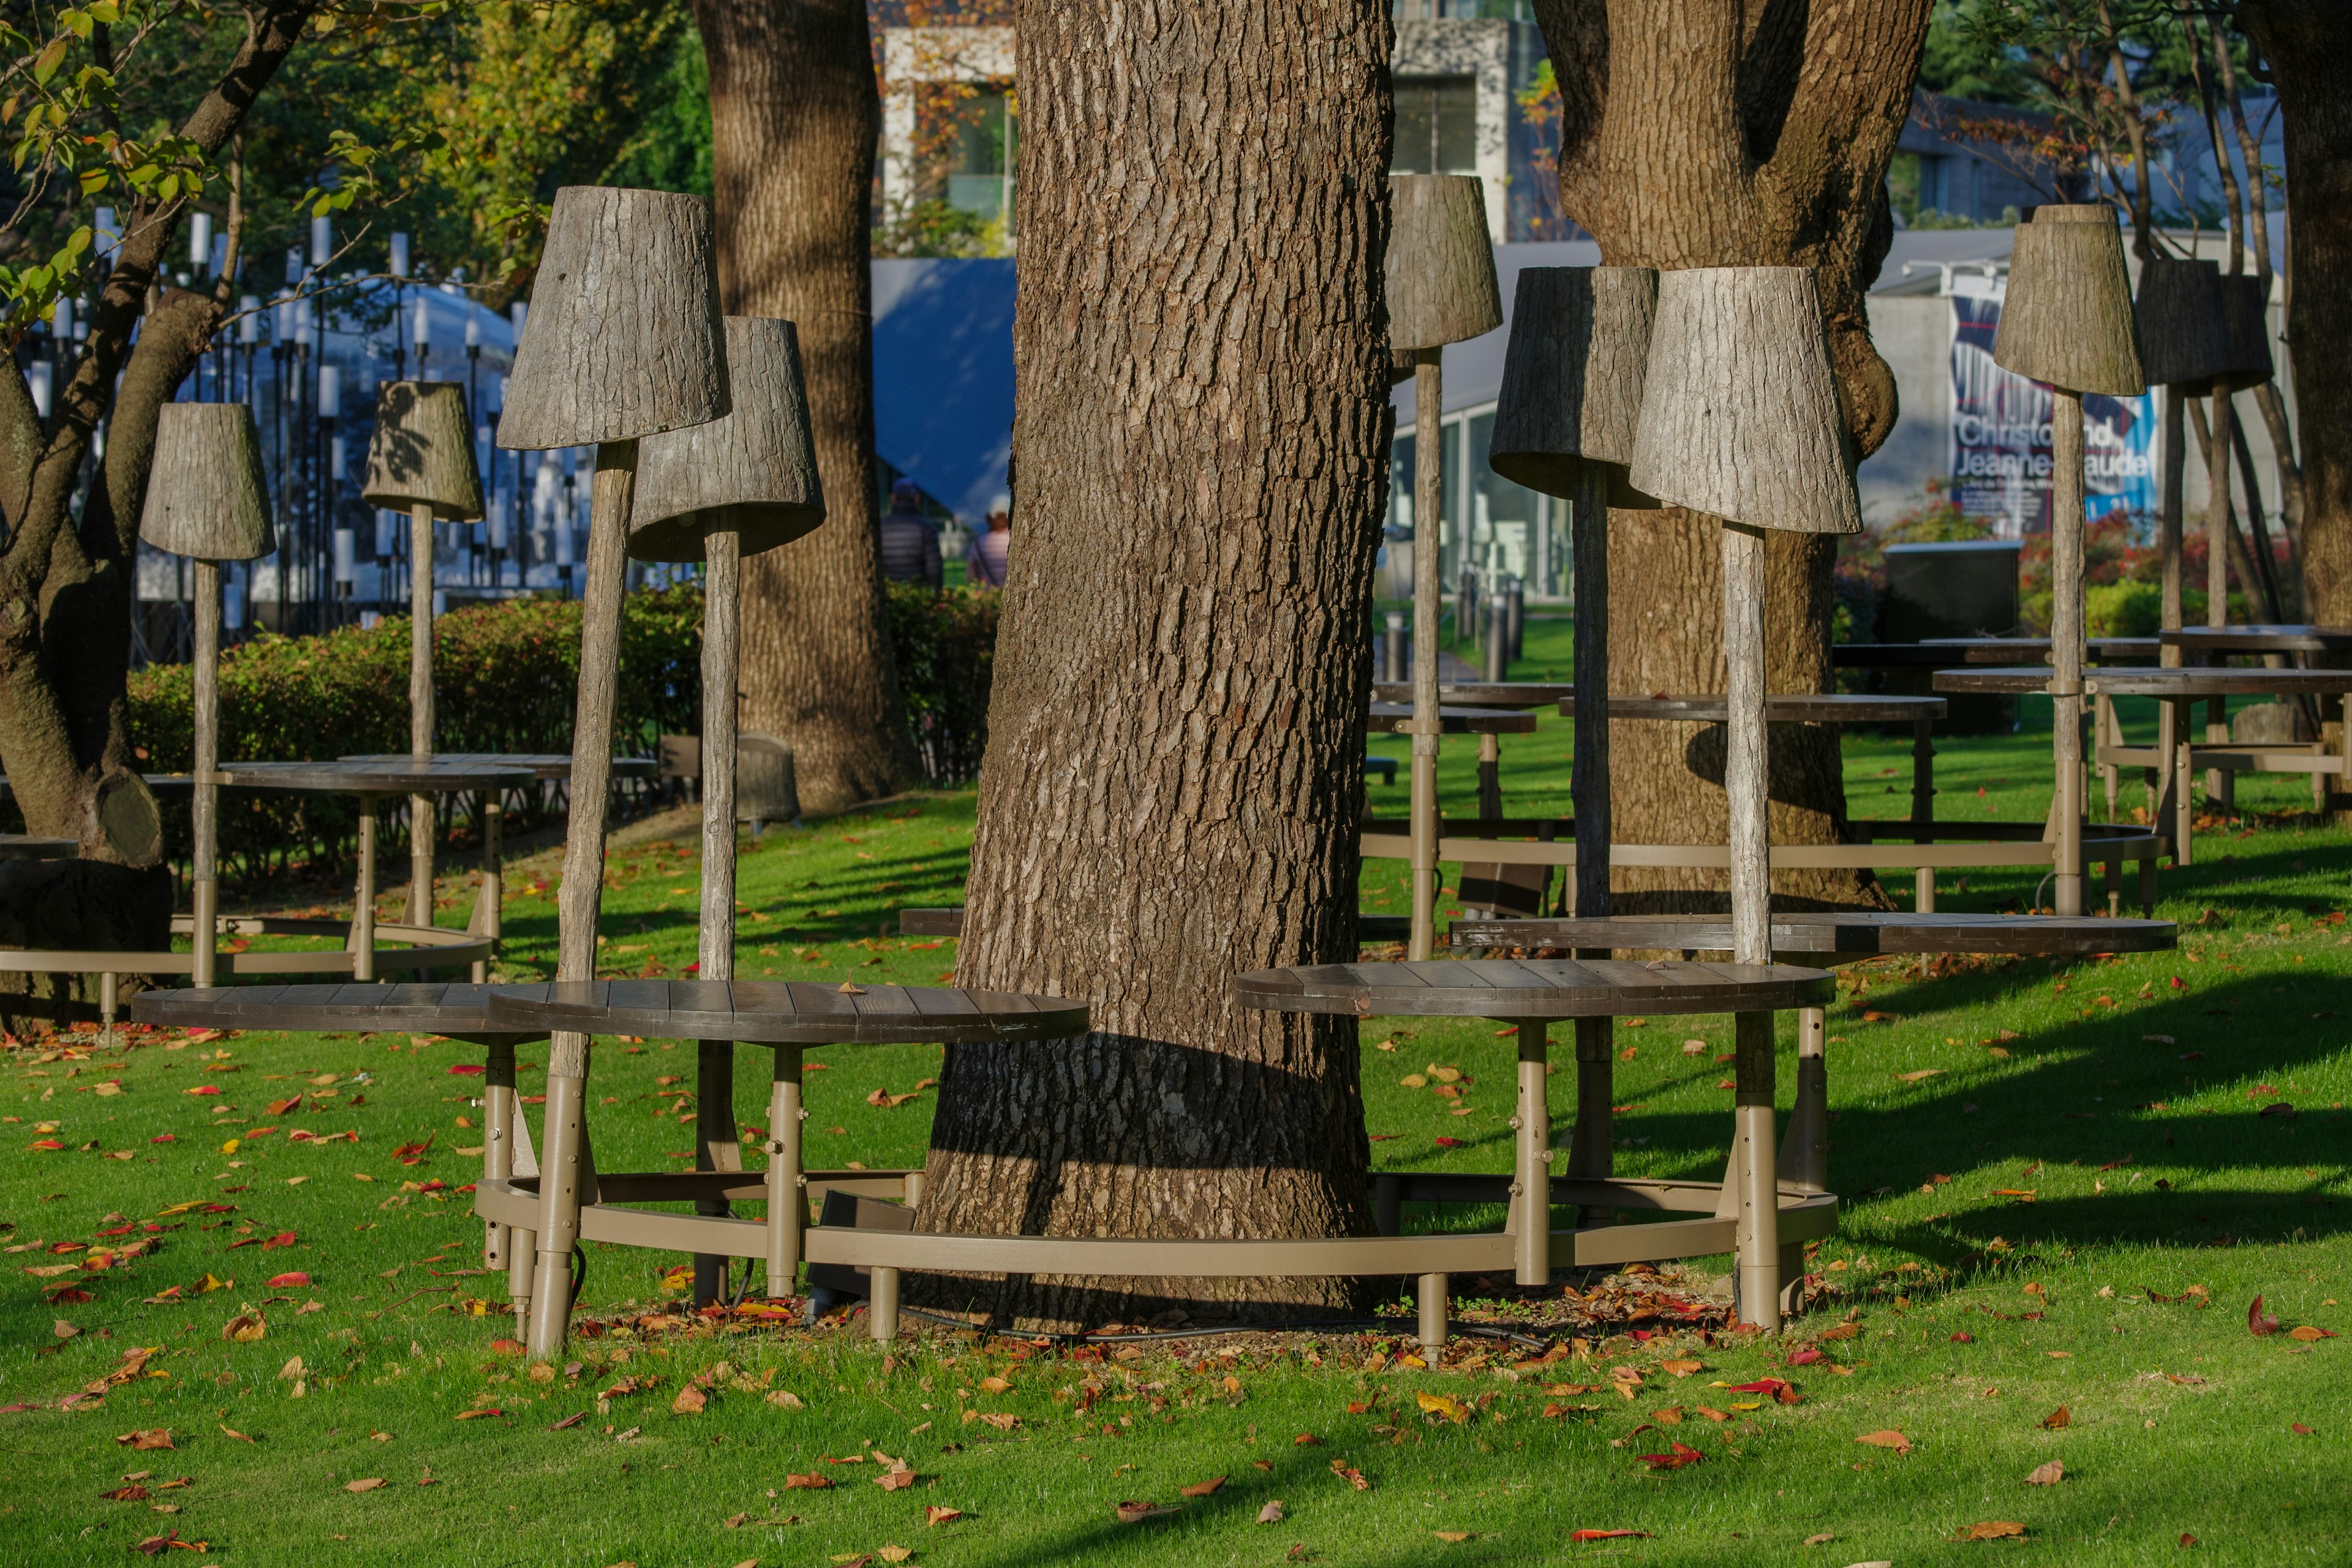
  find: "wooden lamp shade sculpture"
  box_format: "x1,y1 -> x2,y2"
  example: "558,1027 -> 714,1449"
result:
2133,257 -> 2225,661
140,404 -> 276,990
627,314 -> 824,1306
1627,266 -> 1860,1329
362,380 -> 485,927
496,184 -> 730,1356
1993,205 -> 2145,917
1488,264 -> 1657,1196
1387,174 -> 1501,961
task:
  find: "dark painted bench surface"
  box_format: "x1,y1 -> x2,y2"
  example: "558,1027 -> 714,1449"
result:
1450,910 -> 2176,957
1234,958 -> 1834,1017
131,982 -> 545,1042
484,979 -> 1089,1044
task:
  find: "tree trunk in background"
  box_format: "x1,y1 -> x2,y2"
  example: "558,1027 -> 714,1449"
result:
692,0 -> 916,809
0,2 -> 319,1028
2237,1 -> 2352,630
1531,0 -> 1929,910
914,0 -> 1392,1332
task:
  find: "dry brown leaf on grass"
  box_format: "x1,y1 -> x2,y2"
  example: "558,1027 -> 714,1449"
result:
1657,1359 -> 1703,1378
1956,1521 -> 2027,1541
977,1376 -> 1012,1393
673,1387 -> 707,1415
784,1473 -> 834,1490
344,1477 -> 387,1493
1329,1460 -> 1370,1490
1855,1430 -> 1912,1455
1415,1391 -> 1469,1423
1432,1531 -> 1474,1542
2289,1324 -> 2337,1341
877,1548 -> 914,1564
1179,1476 -> 1226,1498
2025,1460 -> 2065,1487
2040,1406 -> 2070,1430
1803,1532 -> 1835,1546
1569,1529 -> 1651,1542
115,1429 -> 173,1450
2249,1295 -> 2282,1336
1116,1500 -> 1182,1523
925,1506 -> 963,1527
875,1467 -> 919,1491
1893,1069 -> 1943,1083
1257,1501 -> 1285,1524
217,1425 -> 254,1443
977,1412 -> 1019,1431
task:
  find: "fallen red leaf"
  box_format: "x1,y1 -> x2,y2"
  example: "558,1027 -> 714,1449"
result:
1570,1531 -> 1653,1542
1434,1137 -> 1464,1148
1638,1441 -> 1703,1471
266,1272 -> 311,1288
2250,1295 -> 2282,1336
2041,1405 -> 2070,1430
258,1232 -> 297,1251
447,1065 -> 485,1076
1179,1476 -> 1226,1498
1785,1347 -> 1825,1366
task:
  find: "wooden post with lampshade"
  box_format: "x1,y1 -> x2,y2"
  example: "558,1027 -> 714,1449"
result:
1627,266 -> 1861,1329
1385,175 -> 1500,965
627,314 -> 824,1307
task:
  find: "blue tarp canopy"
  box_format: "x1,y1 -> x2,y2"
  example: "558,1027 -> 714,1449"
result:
872,257 -> 1016,525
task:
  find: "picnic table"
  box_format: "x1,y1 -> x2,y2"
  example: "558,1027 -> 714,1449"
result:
1447,912 -> 2176,1195
1235,958 -> 1839,1336
1935,665 -> 2352,862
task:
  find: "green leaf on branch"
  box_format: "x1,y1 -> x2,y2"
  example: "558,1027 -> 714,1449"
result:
32,37 -> 68,86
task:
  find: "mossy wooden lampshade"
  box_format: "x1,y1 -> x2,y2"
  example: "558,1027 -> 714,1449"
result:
1387,175 -> 1501,352
140,402 -> 274,561
1993,205 -> 2145,397
496,186 -> 729,452
2133,256 -> 2225,391
2213,274 -> 2273,392
1489,265 -> 1660,508
363,380 -> 484,520
1626,266 -> 1861,535
628,315 -> 824,563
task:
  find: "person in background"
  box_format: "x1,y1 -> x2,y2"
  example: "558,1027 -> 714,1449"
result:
878,477 -> 941,589
968,492 -> 1011,588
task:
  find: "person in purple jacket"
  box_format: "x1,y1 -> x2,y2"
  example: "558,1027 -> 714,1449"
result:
968,492 -> 1011,588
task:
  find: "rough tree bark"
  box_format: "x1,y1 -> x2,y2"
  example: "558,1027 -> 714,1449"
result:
2237,0 -> 2351,627
914,0 -> 1393,1331
0,2 -> 319,1018
1530,0 -> 1930,910
690,0 -> 917,809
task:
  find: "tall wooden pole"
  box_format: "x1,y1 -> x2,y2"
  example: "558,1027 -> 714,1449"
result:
693,528 -> 742,1305
1408,349 -> 1444,961
408,500 -> 437,928
526,440 -> 636,1359
2158,385 -> 2185,669
1722,521 -> 1779,1330
2051,389 -> 2086,916
2203,385 -> 2232,804
190,560 -> 221,990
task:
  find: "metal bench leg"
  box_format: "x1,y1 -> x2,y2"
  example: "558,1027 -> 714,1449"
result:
1733,1009 -> 1781,1330
469,797 -> 502,984
1571,1016 -> 1613,1226
1513,1020 -> 1550,1286
1778,1240 -> 1806,1317
98,971 -> 118,1050
353,796 -> 379,982
764,1046 -> 804,1298
868,1266 -> 900,1343
483,1040 -> 516,1273
2165,698 -> 2195,865
1913,867 -> 1934,914
1417,1272 -> 1448,1351
1777,1005 -> 1828,1194
526,1034 -> 593,1357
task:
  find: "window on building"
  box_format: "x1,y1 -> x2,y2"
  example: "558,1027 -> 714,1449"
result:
1393,76 -> 1477,176
914,88 -> 1017,227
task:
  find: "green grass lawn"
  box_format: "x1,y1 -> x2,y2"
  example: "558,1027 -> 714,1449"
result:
6,715 -> 2350,1565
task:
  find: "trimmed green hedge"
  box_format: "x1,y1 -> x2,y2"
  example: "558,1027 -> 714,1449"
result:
122,582 -> 997,888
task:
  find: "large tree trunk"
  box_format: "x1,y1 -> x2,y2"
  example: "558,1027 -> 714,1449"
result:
913,0 -> 1393,1332
2238,1 -> 2352,628
1532,0 -> 1928,910
692,0 -> 917,809
0,3 -> 319,1024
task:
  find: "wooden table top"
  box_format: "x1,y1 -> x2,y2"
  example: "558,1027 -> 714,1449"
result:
1934,665 -> 2352,698
483,979 -> 1089,1044
341,753 -> 662,782
219,760 -> 540,794
1450,911 -> 2176,957
2160,625 -> 2352,655
1370,681 -> 1575,710
1556,693 -> 1947,724
1366,704 -> 1540,736
130,982 -> 545,1042
1834,638 -> 2158,668
1234,959 -> 1833,1017
0,833 -> 79,861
